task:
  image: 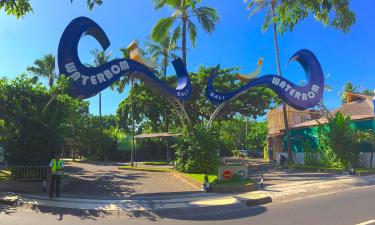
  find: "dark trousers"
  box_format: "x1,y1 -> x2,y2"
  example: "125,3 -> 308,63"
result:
49,174 -> 61,197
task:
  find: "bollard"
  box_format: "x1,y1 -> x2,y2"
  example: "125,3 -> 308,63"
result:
260,173 -> 264,188
43,180 -> 47,192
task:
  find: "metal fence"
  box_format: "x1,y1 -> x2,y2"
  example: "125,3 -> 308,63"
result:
1,166 -> 50,181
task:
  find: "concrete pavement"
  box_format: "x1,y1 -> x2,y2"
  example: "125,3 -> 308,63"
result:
1,185 -> 375,225
63,162 -> 198,198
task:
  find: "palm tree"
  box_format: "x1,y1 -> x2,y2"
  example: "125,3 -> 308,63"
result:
27,54 -> 57,88
339,82 -> 359,103
112,46 -> 137,166
244,0 -> 294,163
145,36 -> 180,78
89,49 -> 111,123
151,0 -> 220,65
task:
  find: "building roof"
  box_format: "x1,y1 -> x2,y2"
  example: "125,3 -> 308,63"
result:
135,132 -> 182,139
291,114 -> 374,129
291,92 -> 374,130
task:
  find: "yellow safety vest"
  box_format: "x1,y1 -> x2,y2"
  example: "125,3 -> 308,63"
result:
51,159 -> 63,174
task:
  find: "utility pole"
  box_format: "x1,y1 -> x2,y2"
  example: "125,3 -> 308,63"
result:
131,77 -> 135,167
245,117 -> 248,150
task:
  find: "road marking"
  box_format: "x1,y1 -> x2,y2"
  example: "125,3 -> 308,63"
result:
356,219 -> 375,225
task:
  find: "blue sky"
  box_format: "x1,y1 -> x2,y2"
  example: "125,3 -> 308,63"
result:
0,0 -> 374,116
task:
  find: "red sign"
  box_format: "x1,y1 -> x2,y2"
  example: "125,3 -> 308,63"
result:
223,170 -> 233,180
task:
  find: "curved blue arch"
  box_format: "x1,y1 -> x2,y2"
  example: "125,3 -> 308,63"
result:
206,49 -> 324,110
57,17 -> 192,100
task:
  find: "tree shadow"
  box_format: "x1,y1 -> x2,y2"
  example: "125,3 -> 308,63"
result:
62,172 -> 146,198
154,204 -> 267,221
0,204 -> 17,215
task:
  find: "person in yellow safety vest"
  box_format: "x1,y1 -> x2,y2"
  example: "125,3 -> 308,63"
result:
49,154 -> 64,198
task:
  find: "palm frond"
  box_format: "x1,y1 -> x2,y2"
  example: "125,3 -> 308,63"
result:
187,20 -> 197,47
193,7 -> 220,33
171,26 -> 182,45
152,17 -> 177,42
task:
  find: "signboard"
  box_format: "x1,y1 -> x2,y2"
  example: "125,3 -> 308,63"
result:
206,49 -> 324,110
57,17 -> 192,101
218,165 -> 249,180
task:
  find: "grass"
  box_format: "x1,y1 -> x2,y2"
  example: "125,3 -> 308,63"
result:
118,165 -> 172,172
184,173 -> 217,184
182,173 -> 253,186
143,161 -> 170,166
354,167 -> 375,173
212,177 -> 253,186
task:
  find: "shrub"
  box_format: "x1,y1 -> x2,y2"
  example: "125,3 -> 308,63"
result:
175,125 -> 220,174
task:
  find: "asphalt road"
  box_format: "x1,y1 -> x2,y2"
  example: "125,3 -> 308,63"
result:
1,185 -> 375,225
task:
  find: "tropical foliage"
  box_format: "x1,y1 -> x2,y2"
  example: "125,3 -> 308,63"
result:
0,0 -> 102,18
174,124 -> 219,174
245,0 -> 355,34
151,0 -> 220,64
145,36 -> 179,78
27,54 -> 57,88
89,49 -> 112,123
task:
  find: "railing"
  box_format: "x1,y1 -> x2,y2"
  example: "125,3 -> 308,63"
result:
1,166 -> 50,181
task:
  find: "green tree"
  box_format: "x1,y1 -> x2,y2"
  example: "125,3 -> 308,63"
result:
27,54 -> 57,89
151,0 -> 220,65
116,66 -> 277,129
0,74 -> 88,164
246,121 -> 267,151
325,112 -> 359,169
0,0 -> 102,18
145,36 -> 179,78
339,81 -> 359,103
363,89 -> 375,96
174,124 -> 219,173
245,0 -> 356,163
89,49 -> 111,124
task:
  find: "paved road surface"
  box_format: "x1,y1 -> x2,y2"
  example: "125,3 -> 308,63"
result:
1,185 -> 375,225
62,162 -> 198,198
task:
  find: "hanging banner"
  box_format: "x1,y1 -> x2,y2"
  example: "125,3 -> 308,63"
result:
57,17 -> 192,100
206,49 -> 324,110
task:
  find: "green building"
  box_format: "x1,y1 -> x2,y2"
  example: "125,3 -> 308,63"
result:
267,92 -> 375,167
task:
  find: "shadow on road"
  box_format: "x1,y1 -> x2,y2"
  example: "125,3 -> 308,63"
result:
0,204 -> 17,216
154,204 -> 267,221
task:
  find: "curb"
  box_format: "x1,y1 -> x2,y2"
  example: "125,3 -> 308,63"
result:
242,196 -> 272,206
0,196 -> 19,206
236,193 -> 272,206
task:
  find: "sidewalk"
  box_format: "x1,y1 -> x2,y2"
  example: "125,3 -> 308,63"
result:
0,191 -> 270,216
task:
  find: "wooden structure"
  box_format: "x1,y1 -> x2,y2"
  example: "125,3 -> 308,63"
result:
267,106 -> 321,136
266,106 -> 321,161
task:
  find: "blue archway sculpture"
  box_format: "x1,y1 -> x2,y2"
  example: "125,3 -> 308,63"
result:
206,49 -> 324,110
57,17 -> 192,100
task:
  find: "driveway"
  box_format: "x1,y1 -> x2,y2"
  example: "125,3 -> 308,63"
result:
62,161 -> 199,199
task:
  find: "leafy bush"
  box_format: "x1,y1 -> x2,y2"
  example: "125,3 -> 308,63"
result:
175,125 -> 220,174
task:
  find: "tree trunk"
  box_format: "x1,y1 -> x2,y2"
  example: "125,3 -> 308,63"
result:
99,92 -> 102,126
72,124 -> 76,162
49,77 -> 54,89
182,0 -> 187,66
163,56 -> 168,78
130,77 -> 135,167
272,6 -> 293,164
